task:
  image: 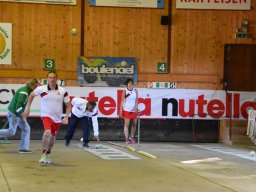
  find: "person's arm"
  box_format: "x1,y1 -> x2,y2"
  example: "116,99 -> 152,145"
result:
119,90 -> 125,117
15,91 -> 28,117
62,101 -> 71,125
92,115 -> 99,141
22,92 -> 36,120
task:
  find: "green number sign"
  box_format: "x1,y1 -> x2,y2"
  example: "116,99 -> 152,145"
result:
157,62 -> 168,73
44,59 -> 55,70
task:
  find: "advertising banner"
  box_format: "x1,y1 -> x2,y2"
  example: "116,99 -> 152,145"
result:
0,0 -> 76,5
78,56 -> 137,87
0,23 -> 12,65
89,0 -> 164,8
176,0 -> 251,10
1,84 -> 256,120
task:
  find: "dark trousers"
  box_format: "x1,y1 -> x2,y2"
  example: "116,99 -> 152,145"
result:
65,113 -> 90,144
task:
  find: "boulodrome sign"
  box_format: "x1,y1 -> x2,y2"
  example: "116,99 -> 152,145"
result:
0,23 -> 12,65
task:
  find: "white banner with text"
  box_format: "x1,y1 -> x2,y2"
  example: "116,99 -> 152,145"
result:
1,84 -> 255,119
176,0 -> 251,10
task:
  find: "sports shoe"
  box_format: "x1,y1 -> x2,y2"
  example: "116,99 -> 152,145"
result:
129,137 -> 137,144
39,153 -> 47,163
65,140 -> 70,147
39,153 -> 52,164
83,143 -> 89,148
19,150 -> 32,154
45,154 -> 52,164
125,139 -> 131,144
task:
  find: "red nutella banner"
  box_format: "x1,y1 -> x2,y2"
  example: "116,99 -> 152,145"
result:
0,84 -> 255,119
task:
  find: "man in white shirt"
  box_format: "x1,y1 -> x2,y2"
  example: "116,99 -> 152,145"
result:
24,71 -> 71,164
64,97 -> 99,148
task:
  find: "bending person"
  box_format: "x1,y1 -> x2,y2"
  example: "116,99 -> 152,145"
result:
65,97 -> 98,148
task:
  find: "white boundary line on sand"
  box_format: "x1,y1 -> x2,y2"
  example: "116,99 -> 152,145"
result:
73,143 -> 141,160
181,157 -> 222,164
108,142 -> 157,159
192,145 -> 256,162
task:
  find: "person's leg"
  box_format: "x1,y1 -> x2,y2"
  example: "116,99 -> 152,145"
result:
64,113 -> 79,146
18,119 -> 31,151
0,112 -> 18,138
39,117 -> 53,163
39,118 -> 60,164
43,122 -> 60,163
44,133 -> 56,163
46,122 -> 61,159
47,133 -> 56,153
81,116 -> 90,147
38,130 -> 51,163
124,118 -> 130,143
130,118 -> 137,143
42,131 -> 52,153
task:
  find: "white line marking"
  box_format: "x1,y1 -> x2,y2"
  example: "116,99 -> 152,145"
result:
73,144 -> 141,160
193,145 -> 256,162
181,157 -> 222,164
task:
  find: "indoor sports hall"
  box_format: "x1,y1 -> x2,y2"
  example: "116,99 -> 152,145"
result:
1,1 -> 256,192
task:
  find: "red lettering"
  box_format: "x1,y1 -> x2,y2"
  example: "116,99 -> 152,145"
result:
241,101 -> 256,119
179,99 -> 195,117
117,90 -> 123,115
207,99 -> 225,118
138,98 -> 151,116
225,93 -> 232,118
98,96 -> 116,115
86,91 -> 99,102
233,93 -> 240,118
196,95 -> 207,117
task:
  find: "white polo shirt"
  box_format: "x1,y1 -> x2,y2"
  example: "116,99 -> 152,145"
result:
33,84 -> 70,123
123,88 -> 138,112
71,97 -> 99,136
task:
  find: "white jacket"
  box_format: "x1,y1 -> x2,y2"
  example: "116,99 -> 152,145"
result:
71,98 -> 99,136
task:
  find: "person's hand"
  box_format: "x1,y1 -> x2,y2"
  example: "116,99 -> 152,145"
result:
23,109 -> 30,119
119,110 -> 123,118
62,117 -> 68,125
21,113 -> 26,122
94,136 -> 100,142
132,107 -> 138,113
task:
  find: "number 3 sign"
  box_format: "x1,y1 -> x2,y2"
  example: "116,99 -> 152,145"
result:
44,59 -> 55,70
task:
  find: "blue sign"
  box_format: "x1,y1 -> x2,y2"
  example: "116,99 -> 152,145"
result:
89,0 -> 164,8
78,56 -> 138,87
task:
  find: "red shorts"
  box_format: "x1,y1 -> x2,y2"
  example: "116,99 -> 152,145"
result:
122,110 -> 138,119
42,117 -> 61,136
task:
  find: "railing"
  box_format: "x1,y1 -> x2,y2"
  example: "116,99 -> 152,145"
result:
247,110 -> 256,145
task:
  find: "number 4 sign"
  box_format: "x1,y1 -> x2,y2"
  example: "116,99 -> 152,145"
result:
157,62 -> 168,73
